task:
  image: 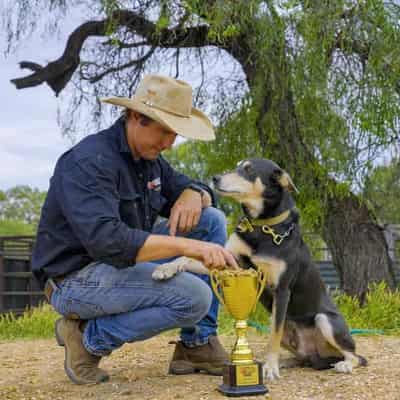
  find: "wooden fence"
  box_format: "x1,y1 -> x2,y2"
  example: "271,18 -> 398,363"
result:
0,235 -> 399,315
0,236 -> 44,315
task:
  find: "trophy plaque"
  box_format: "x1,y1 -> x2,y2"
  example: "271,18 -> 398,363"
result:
210,269 -> 269,397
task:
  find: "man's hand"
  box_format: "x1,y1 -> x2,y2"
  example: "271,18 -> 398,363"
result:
136,235 -> 239,270
182,240 -> 240,270
168,188 -> 203,235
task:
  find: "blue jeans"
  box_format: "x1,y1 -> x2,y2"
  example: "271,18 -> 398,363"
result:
50,207 -> 227,356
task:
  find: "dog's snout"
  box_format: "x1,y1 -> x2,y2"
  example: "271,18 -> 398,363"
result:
212,175 -> 221,186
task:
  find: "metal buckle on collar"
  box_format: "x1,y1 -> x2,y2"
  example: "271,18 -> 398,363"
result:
236,217 -> 254,233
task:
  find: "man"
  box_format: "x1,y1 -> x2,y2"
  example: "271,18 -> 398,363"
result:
32,75 -> 238,385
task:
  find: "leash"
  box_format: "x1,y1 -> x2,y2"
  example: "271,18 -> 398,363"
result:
247,320 -> 384,336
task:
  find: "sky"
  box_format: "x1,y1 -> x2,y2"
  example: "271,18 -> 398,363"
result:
0,21 -> 208,192
0,32 -> 74,191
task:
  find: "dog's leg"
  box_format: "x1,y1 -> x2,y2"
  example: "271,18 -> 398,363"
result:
152,257 -> 209,280
225,232 -> 252,259
263,288 -> 290,381
315,313 -> 366,373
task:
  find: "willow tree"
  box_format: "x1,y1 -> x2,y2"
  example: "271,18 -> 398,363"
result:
4,0 -> 400,300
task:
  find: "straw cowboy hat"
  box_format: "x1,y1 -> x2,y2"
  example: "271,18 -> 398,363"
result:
101,75 -> 215,141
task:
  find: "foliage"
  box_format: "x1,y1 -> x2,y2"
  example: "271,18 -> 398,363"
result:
1,283 -> 398,341
0,303 -> 59,341
334,282 -> 400,335
0,185 -> 46,229
219,282 -> 400,336
363,159 -> 400,224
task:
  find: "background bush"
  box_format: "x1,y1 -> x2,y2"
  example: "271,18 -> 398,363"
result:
0,282 -> 399,341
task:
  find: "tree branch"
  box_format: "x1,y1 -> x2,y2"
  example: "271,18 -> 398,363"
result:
11,9 -> 216,95
88,47 -> 156,83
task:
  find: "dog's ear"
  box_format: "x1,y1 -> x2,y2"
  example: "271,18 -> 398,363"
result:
272,169 -> 299,193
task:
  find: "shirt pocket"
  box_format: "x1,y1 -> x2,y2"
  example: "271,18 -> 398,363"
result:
119,192 -> 143,229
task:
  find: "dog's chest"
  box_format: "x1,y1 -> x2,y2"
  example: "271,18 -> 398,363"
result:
254,256 -> 287,288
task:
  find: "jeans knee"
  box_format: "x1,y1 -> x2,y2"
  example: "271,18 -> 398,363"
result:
178,276 -> 213,326
193,282 -> 213,321
198,207 -> 227,244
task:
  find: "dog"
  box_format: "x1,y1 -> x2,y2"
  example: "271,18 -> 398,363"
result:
152,158 -> 367,380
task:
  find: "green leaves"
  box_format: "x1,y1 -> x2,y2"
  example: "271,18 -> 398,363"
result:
0,185 -> 46,231
363,160 -> 400,224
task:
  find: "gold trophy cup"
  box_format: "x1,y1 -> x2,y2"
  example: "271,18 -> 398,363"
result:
210,269 -> 269,397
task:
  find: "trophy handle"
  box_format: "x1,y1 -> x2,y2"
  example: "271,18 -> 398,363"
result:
252,269 -> 268,312
210,270 -> 225,307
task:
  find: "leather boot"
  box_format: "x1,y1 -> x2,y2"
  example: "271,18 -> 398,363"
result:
168,335 -> 229,376
55,317 -> 109,384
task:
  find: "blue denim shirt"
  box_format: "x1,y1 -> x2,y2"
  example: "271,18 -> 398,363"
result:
31,117 -> 214,287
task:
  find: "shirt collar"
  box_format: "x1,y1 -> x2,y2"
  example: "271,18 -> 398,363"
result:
116,117 -> 132,154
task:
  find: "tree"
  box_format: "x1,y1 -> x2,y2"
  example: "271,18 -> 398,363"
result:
3,0 -> 400,300
363,159 -> 400,225
0,186 -> 46,228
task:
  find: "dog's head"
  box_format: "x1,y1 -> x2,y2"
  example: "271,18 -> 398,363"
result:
213,158 -> 298,218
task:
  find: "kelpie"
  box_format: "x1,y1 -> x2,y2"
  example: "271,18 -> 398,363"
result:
152,158 -> 367,380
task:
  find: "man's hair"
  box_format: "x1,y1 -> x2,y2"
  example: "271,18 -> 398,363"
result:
124,108 -> 154,126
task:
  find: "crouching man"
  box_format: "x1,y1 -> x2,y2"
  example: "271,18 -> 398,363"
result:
32,75 -> 238,384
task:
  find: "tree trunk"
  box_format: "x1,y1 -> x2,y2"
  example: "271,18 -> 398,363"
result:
323,194 -> 396,302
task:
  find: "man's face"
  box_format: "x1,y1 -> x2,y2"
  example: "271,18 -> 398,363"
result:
126,112 -> 177,160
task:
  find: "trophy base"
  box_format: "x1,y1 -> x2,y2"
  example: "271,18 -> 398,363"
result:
218,361 -> 269,397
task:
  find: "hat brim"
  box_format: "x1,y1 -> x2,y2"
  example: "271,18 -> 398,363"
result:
101,97 -> 215,141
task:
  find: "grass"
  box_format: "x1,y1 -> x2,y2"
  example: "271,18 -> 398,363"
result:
218,282 -> 400,336
0,283 -> 399,341
0,302 -> 59,341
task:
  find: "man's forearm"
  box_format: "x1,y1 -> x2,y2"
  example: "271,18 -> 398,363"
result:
135,234 -> 192,263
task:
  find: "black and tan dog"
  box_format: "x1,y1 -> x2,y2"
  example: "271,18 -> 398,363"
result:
212,158 -> 367,380
152,158 -> 367,380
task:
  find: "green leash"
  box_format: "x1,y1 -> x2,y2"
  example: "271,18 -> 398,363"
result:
248,320 -> 384,335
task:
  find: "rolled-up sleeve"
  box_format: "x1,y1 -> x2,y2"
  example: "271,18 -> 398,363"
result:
56,157 -> 150,267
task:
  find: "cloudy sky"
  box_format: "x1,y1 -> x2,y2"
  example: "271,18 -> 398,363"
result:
0,31 -> 74,191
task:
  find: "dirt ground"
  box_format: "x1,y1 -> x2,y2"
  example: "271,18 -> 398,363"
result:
1,333 -> 400,400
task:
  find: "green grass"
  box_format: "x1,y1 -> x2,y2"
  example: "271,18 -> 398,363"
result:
218,282 -> 400,336
0,283 -> 399,341
0,302 -> 59,341
334,282 -> 400,335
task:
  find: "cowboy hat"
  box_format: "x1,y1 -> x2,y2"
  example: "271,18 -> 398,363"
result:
101,75 -> 215,141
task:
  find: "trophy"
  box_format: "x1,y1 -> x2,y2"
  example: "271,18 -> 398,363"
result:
210,269 -> 269,397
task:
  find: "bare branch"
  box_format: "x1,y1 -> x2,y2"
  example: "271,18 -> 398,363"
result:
88,46 -> 156,83
11,9 -> 216,95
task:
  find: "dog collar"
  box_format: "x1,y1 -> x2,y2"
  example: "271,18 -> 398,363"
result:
236,209 -> 294,245
252,210 -> 291,227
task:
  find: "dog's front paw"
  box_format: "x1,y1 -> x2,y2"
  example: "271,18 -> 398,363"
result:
263,354 -> 281,381
152,262 -> 181,281
333,360 -> 353,374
